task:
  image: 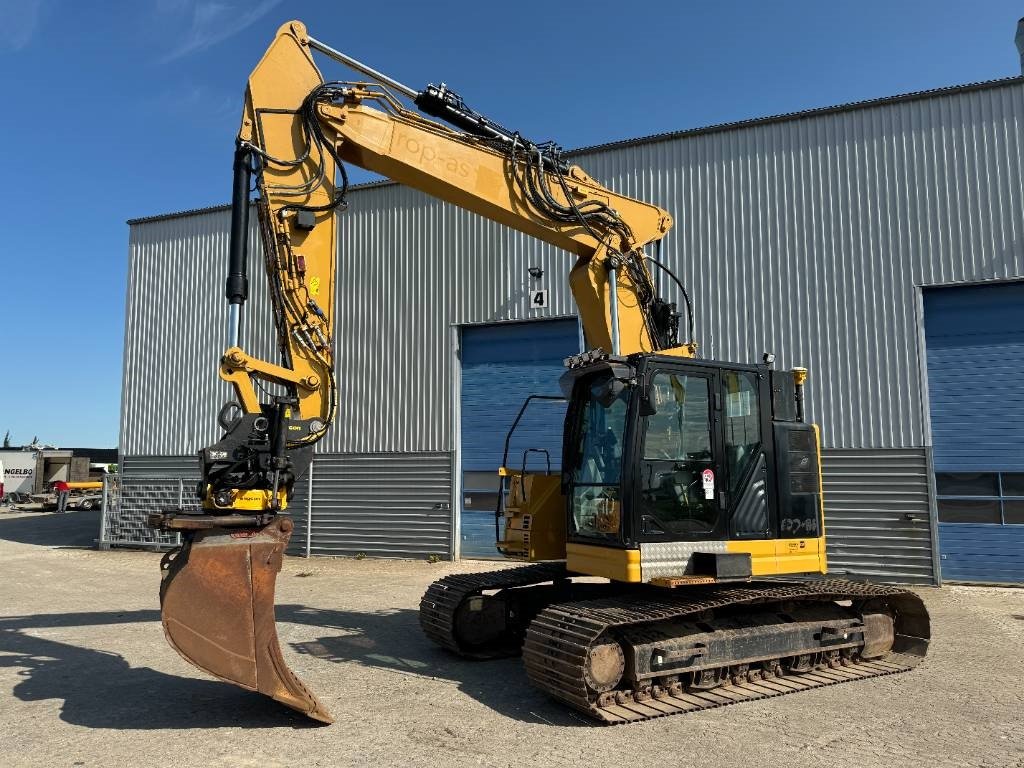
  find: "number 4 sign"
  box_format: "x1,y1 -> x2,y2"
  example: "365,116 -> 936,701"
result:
531,289 -> 548,308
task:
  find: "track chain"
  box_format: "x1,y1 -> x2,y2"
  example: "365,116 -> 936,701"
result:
419,562 -> 567,658
522,579 -> 930,724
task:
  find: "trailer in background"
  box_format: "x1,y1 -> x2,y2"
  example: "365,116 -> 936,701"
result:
0,451 -> 37,501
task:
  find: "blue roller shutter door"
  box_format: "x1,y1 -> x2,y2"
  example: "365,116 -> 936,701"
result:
924,282 -> 1024,584
460,319 -> 579,558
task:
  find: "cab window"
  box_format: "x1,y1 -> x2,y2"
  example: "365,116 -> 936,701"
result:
568,374 -> 629,539
723,370 -> 761,492
639,372 -> 718,535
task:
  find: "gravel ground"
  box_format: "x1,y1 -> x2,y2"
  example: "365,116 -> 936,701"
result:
1,510 -> 1022,768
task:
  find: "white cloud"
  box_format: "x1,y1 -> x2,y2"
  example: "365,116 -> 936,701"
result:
160,0 -> 282,63
0,0 -> 43,52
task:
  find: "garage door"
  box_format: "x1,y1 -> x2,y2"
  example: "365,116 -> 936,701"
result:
460,319 -> 579,558
924,282 -> 1024,584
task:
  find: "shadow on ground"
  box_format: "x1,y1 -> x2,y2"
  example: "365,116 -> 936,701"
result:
0,627 -> 318,729
0,600 -> 587,729
281,603 -> 589,726
0,510 -> 99,548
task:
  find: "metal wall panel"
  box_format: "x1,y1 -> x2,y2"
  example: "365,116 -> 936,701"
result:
120,455 -> 199,477
325,186 -> 576,454
821,448 -> 935,584
307,452 -> 452,558
124,80 -> 1024,459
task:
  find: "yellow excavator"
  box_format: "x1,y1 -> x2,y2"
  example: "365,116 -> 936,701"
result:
150,20 -> 930,725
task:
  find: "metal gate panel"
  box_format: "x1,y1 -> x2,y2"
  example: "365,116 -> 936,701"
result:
99,476 -> 187,550
821,449 -> 935,584
308,453 -> 452,558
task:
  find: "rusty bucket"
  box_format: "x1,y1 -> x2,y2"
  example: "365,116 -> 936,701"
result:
157,515 -> 332,723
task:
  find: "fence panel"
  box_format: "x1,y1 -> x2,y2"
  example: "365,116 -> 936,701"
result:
98,474 -> 310,556
99,475 -> 192,550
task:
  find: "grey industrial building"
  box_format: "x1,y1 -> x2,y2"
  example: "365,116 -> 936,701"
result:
118,75 -> 1024,585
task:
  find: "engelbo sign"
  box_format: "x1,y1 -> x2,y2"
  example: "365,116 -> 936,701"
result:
0,453 -> 36,494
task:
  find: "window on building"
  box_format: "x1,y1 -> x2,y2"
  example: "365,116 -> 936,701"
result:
935,472 -> 1024,525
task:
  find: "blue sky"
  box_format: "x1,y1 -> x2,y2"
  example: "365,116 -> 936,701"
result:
1,0 -> 1022,448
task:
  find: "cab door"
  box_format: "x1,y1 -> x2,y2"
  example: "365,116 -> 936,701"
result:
721,368 -> 773,541
632,366 -> 728,541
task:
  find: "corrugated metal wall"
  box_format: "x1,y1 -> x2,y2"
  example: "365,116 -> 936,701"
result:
124,79 -> 1024,456
307,452 -> 451,558
120,455 -> 199,477
821,449 -> 935,584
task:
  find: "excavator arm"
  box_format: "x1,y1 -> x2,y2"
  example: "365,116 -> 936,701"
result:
150,20 -> 695,723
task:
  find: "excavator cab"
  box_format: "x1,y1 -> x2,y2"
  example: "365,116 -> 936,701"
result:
557,353 -> 827,584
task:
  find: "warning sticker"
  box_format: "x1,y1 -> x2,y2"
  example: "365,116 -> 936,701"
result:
702,468 -> 715,500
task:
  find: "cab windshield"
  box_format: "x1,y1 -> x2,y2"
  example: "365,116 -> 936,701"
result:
568,374 -> 629,539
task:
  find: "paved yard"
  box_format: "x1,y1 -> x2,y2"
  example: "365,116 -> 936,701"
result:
0,510 -> 1021,768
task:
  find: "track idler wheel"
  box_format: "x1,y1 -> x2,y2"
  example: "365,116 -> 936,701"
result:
157,516 -> 332,723
584,638 -> 625,693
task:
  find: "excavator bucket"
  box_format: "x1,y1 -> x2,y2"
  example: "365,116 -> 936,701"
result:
156,515 -> 332,724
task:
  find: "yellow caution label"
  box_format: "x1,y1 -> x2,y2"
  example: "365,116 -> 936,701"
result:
309,276 -> 321,296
